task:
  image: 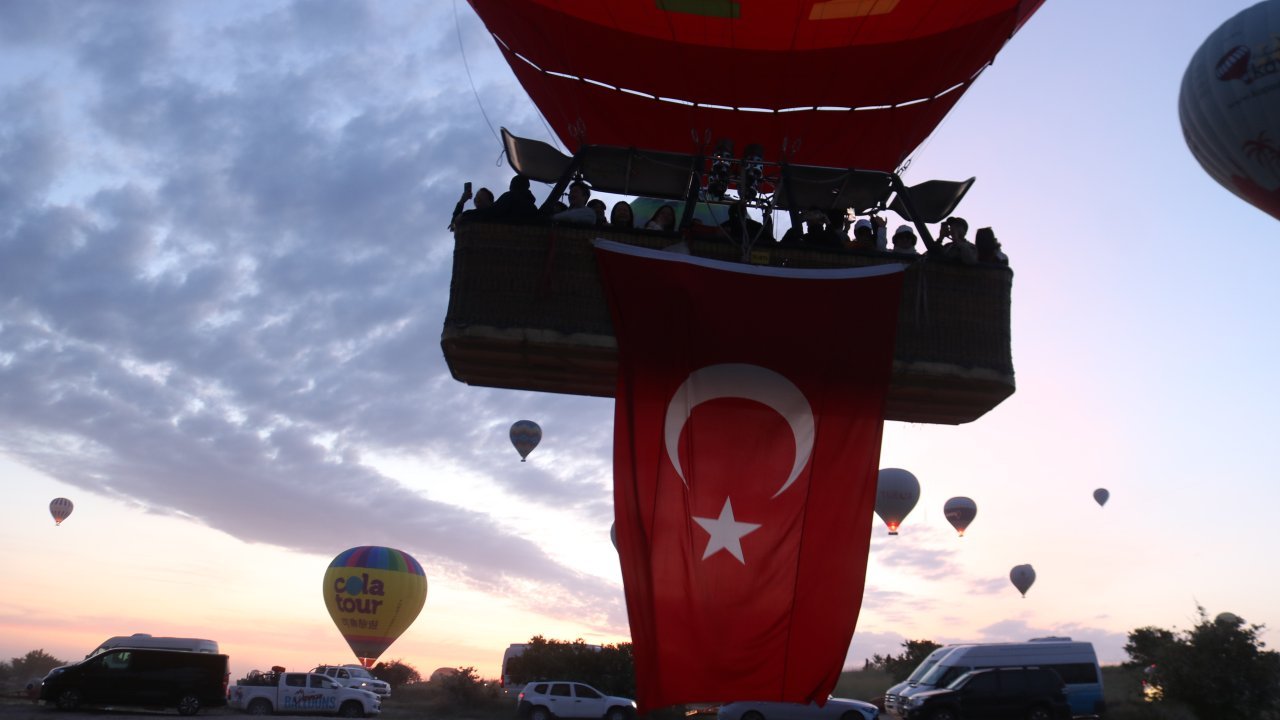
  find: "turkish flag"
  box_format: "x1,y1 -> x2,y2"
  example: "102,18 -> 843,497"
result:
595,240 -> 903,713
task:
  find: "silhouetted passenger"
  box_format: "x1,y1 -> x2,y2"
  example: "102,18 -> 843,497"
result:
891,225 -> 919,256
645,204 -> 677,232
552,180 -> 598,225
610,201 -> 635,229
846,218 -> 878,252
940,216 -> 977,265
588,198 -> 608,226
489,175 -> 538,220
721,203 -> 769,242
976,226 -> 1008,265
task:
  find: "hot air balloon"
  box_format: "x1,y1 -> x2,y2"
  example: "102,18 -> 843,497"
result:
509,420 -> 542,461
1093,488 -> 1109,507
875,468 -> 920,536
323,546 -> 427,668
943,496 -> 977,537
443,0 -> 1049,425
1010,564 -> 1036,598
49,497 -> 74,526
1180,1 -> 1280,221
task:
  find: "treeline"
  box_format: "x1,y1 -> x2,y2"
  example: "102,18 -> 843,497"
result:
506,636 -> 635,698
0,650 -> 67,692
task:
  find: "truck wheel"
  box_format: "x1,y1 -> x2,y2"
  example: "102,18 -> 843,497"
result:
530,706 -> 553,720
177,695 -> 202,716
56,689 -> 82,711
247,698 -> 273,715
338,701 -> 365,718
929,709 -> 958,720
742,712 -> 765,720
606,707 -> 633,720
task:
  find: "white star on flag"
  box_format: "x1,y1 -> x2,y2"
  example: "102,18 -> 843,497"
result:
693,497 -> 761,564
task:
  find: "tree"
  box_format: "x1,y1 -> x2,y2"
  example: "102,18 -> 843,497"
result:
863,640 -> 942,682
9,650 -> 66,683
1125,606 -> 1280,719
370,659 -> 420,688
507,636 -> 635,697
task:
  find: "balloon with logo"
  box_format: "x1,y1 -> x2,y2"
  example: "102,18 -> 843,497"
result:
323,546 -> 427,668
1179,0 -> 1280,221
1010,564 -> 1036,598
49,497 -> 74,526
509,420 -> 542,462
1093,488 -> 1109,507
875,468 -> 920,536
943,496 -> 977,537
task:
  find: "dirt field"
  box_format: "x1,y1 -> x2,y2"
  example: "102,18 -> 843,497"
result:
0,699 -> 239,720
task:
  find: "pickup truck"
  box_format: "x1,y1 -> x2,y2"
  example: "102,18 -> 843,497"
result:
228,670 -> 381,717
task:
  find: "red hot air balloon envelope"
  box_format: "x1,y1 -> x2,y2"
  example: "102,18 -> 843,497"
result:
323,547 -> 427,668
509,420 -> 542,461
1180,0 -> 1280,221
1093,488 -> 1109,507
1010,564 -> 1036,597
875,468 -> 920,536
467,0 -> 1046,172
49,498 -> 74,526
943,496 -> 977,537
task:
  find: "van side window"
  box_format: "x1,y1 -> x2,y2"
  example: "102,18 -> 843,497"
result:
965,672 -> 999,695
1048,663 -> 1098,684
575,684 -> 602,699
102,652 -> 131,671
939,666 -> 970,687
999,669 -> 1029,692
285,674 -> 307,688
550,683 -> 572,697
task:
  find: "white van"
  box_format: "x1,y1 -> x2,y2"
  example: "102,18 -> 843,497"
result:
89,634 -> 219,658
884,638 -> 1103,719
500,644 -> 528,694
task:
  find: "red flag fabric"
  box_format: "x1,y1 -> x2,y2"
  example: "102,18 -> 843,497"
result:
595,240 -> 904,713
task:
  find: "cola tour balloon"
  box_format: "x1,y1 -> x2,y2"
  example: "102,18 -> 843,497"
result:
1093,488 -> 1110,507
943,496 -> 978,537
49,497 -> 74,526
875,468 -> 920,535
1179,0 -> 1280,221
509,420 -> 542,462
323,546 -> 427,668
1010,564 -> 1036,598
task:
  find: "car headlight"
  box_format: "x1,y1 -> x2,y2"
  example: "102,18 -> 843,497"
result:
907,697 -> 926,708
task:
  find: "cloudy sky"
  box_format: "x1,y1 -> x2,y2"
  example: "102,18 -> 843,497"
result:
3,0 -> 1278,689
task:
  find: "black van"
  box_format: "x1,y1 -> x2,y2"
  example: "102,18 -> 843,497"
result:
40,648 -> 229,715
902,667 -> 1072,720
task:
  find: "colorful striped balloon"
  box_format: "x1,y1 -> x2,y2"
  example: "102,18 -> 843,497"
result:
509,420 -> 542,462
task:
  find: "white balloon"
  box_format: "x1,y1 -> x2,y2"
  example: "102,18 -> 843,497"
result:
1179,0 -> 1280,221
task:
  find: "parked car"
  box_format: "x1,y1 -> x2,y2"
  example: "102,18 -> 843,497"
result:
312,665 -> 392,697
516,681 -> 636,720
902,667 -> 1071,720
717,696 -> 879,720
39,648 -> 229,716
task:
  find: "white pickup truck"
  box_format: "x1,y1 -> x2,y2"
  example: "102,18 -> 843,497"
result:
228,670 -> 381,717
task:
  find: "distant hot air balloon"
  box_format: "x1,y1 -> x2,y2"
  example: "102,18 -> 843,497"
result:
323,546 -> 427,668
1216,611 -> 1243,625
1093,488 -> 1110,507
875,468 -> 920,536
1010,564 -> 1036,598
943,496 -> 978,537
610,522 -> 617,551
509,420 -> 542,462
1180,0 -> 1280,221
49,498 -> 74,526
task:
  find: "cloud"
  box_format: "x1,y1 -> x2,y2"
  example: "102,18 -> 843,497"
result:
0,1 -> 625,634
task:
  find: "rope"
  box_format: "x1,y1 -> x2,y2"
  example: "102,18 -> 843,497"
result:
453,0 -> 500,144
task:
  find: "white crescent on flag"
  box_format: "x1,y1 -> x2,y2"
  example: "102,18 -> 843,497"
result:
663,363 -> 815,498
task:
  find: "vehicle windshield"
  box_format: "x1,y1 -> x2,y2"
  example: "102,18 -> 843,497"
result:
905,648 -> 951,684
920,663 -> 969,688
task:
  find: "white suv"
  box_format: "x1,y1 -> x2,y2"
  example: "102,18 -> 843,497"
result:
517,681 -> 636,720
312,665 -> 392,697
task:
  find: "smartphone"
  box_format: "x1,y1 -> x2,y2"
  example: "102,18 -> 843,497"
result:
464,181 -> 472,194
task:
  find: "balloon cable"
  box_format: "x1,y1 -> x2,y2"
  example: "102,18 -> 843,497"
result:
453,0 -> 500,144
